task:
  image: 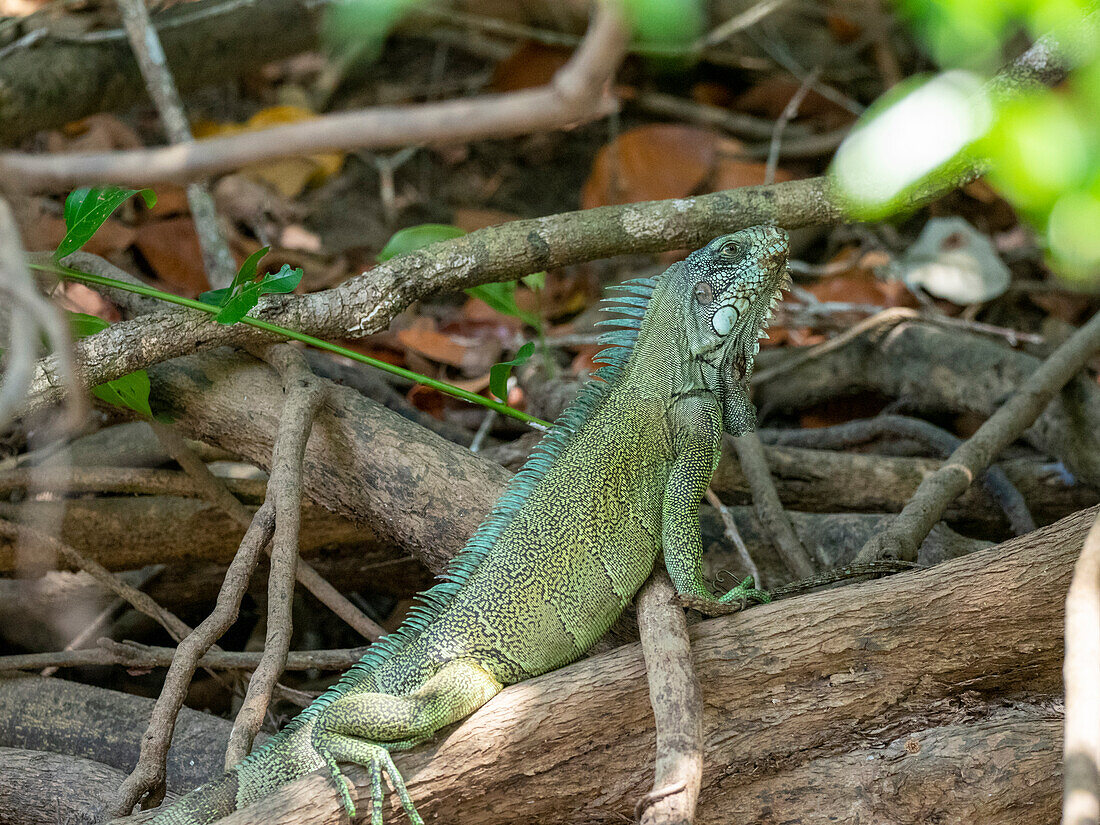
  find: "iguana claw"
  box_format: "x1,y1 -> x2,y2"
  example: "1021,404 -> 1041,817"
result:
320,744 -> 424,825
719,575 -> 771,607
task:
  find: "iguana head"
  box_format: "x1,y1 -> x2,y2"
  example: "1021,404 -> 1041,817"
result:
678,225 -> 791,434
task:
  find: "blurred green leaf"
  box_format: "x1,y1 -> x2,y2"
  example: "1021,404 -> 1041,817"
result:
66,310 -> 153,416
830,71 -> 990,220
489,341 -> 535,402
624,0 -> 704,62
56,187 -> 155,260
1047,185 -> 1100,278
377,224 -> 466,262
979,93 -> 1088,212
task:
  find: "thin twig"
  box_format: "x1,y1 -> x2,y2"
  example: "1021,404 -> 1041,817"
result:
700,0 -> 791,48
730,433 -> 815,579
765,67 -> 820,185
856,308 -> 1100,564
115,0 -> 234,287
703,487 -> 762,588
636,568 -> 703,825
149,420 -> 384,641
111,502 -> 275,816
1063,511 -> 1100,825
0,1 -> 629,191
224,344 -> 327,766
630,90 -> 780,140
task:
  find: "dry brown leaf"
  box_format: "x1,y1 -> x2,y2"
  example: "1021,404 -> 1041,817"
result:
453,208 -> 520,232
582,124 -> 717,209
194,105 -> 344,198
132,217 -> 209,296
804,267 -> 916,308
736,77 -> 855,129
49,114 -> 142,153
712,157 -> 795,190
397,319 -> 471,369
490,42 -> 571,92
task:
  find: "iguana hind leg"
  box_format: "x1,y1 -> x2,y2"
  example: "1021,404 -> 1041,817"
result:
313,658 -> 503,823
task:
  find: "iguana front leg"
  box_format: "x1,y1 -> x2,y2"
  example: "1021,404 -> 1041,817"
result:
312,658 -> 503,824
661,393 -> 769,615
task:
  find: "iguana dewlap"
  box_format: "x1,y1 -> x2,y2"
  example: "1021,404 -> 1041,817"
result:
147,225 -> 790,825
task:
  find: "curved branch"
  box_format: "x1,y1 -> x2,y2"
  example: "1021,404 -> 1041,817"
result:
0,1 -> 627,192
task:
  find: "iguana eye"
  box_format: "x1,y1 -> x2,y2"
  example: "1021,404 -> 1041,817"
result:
694,281 -> 714,305
719,241 -> 744,261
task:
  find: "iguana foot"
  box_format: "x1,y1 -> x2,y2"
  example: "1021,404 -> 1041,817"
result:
718,575 -> 770,607
318,740 -> 424,825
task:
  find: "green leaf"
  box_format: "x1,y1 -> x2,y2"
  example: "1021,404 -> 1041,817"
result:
489,341 -> 535,402
67,311 -> 110,338
214,285 -> 262,324
92,370 -> 153,417
231,247 -> 270,290
197,287 -> 232,306
377,224 -> 465,262
56,187 -> 155,260
66,310 -> 153,416
199,247 -> 282,323
521,271 -> 546,291
258,264 -> 304,295
465,280 -> 541,328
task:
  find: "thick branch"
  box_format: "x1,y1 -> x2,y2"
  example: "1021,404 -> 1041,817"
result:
23,177 -> 840,416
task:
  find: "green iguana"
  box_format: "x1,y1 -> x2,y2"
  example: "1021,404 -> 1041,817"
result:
147,225 -> 791,825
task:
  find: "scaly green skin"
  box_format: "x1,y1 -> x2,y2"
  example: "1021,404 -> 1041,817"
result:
148,226 -> 790,825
